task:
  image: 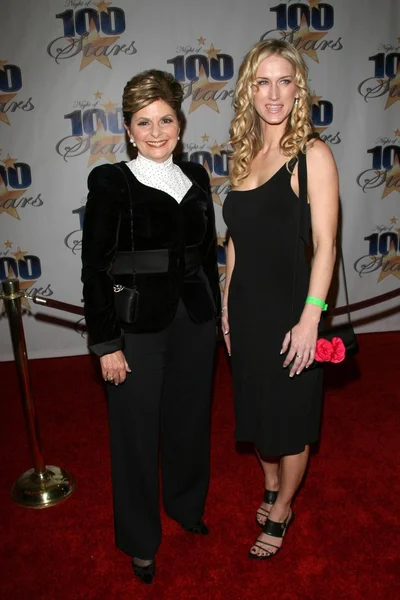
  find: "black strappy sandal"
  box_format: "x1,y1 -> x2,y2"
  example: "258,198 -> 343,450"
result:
249,510 -> 295,560
256,490 -> 278,527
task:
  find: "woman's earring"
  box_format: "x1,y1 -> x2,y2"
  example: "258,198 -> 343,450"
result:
177,135 -> 180,141
130,138 -> 136,147
294,98 -> 299,105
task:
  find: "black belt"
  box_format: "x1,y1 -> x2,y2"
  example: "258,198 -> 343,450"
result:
112,246 -> 201,275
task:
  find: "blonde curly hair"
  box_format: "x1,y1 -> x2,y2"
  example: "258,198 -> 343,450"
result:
230,40 -> 313,187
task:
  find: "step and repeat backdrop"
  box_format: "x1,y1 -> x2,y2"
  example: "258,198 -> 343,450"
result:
0,0 -> 399,360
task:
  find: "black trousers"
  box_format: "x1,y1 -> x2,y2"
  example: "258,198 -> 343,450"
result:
107,300 -> 216,559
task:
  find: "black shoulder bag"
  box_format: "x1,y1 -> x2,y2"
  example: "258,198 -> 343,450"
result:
291,144 -> 358,366
112,164 -> 140,324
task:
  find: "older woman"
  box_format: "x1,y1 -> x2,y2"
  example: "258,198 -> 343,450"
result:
222,40 -> 338,559
81,70 -> 220,583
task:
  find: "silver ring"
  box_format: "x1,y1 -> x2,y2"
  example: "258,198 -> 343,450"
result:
296,354 -> 302,359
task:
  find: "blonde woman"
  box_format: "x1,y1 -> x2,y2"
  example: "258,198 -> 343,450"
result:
222,40 -> 338,559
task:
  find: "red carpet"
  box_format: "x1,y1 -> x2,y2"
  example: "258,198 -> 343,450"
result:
1,333 -> 399,599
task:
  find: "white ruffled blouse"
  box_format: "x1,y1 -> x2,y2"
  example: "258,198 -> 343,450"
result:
126,153 -> 192,203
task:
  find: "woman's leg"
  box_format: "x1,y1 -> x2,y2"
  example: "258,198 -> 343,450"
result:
107,330 -> 168,560
250,446 -> 309,557
160,301 -> 216,528
256,453 -> 280,525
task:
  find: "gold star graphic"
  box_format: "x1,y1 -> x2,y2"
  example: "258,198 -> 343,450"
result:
310,91 -> 323,106
201,134 -> 210,142
390,216 -> 398,224
0,93 -> 17,125
289,15 -> 327,63
385,64 -> 400,110
80,19 -> 120,71
19,279 -> 36,308
197,36 -> 206,45
87,119 -> 124,167
12,246 -> 28,261
188,65 -> 227,114
0,174 -> 24,219
395,129 -> 400,137
0,60 -> 7,72
94,90 -> 103,100
102,99 -> 118,113
4,240 -> 12,248
205,44 -> 221,60
209,141 -> 226,156
95,0 -> 112,13
377,242 -> 400,282
204,162 -> 229,206
217,233 -> 227,249
382,155 -> 400,199
308,0 -> 322,7
2,154 -> 17,169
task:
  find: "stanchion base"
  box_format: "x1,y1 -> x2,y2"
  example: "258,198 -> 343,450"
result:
11,465 -> 76,509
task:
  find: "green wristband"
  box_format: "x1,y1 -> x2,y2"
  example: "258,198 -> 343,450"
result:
305,296 -> 328,311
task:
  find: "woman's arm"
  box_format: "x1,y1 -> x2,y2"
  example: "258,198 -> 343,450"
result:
82,165 -> 132,384
303,140 -> 339,324
282,140 -> 339,375
201,173 -> 221,316
221,236 -> 236,355
81,165 -> 124,356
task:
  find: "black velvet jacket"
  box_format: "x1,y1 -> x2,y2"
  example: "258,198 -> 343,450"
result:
81,160 -> 220,356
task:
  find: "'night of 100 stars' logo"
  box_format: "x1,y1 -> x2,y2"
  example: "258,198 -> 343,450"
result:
357,132 -> 400,198
167,37 -> 235,113
310,91 -> 340,145
0,60 -> 34,126
47,1 -> 137,70
261,1 -> 343,63
182,135 -> 230,205
0,241 -> 53,310
0,153 -> 43,220
56,92 -> 125,164
358,40 -> 400,109
354,217 -> 400,283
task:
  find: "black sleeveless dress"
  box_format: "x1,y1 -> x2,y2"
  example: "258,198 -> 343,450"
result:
223,161 -> 323,456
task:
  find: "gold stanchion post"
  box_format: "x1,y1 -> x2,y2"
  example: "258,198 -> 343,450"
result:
1,277 -> 75,508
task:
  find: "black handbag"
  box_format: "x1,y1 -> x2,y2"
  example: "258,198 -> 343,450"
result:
112,164 -> 140,324
291,137 -> 358,366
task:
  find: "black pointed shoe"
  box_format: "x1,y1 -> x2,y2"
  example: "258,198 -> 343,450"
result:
132,559 -> 155,584
183,519 -> 209,535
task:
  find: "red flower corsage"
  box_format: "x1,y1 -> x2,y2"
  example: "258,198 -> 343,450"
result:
315,337 -> 346,363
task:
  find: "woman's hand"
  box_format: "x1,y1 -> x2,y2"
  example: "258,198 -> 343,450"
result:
281,320 -> 318,377
100,350 -> 131,385
221,305 -> 231,356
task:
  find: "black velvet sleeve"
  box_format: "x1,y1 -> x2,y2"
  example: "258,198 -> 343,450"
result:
198,167 -> 222,317
81,164 -> 124,356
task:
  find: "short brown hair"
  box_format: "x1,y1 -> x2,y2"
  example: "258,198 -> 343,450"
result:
122,69 -> 184,124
